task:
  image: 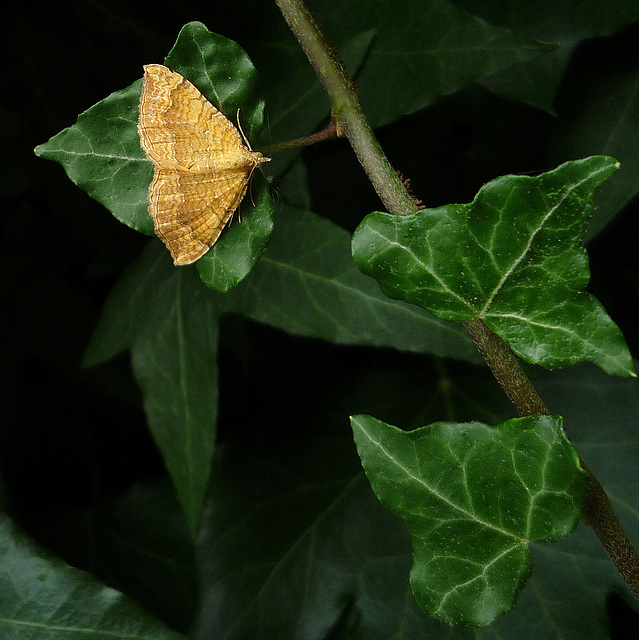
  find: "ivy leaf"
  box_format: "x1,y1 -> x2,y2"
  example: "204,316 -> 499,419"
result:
191,363 -> 637,639
82,206 -> 480,530
0,511 -> 189,640
303,0 -> 558,127
350,414 -> 589,627
226,205 -> 481,362
352,156 -> 635,377
35,22 -> 272,292
83,243 -> 220,533
455,0 -> 639,113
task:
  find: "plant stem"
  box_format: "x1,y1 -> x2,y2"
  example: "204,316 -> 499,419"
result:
581,462 -> 639,602
258,119 -> 338,155
463,320 -> 639,600
463,319 -> 549,416
275,0 -> 417,216
277,0 -> 639,607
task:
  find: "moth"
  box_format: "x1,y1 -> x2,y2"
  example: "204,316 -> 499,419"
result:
138,64 -> 270,265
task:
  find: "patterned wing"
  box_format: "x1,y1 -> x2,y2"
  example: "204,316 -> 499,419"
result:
148,167 -> 252,265
138,64 -> 247,172
139,64 -> 270,265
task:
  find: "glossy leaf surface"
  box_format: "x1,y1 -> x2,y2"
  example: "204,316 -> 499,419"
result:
351,414 -> 589,626
352,157 -> 634,376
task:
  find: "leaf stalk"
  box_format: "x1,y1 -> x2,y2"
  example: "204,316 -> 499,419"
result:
258,119 -> 338,155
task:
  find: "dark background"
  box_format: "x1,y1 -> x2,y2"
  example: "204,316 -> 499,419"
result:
2,1 -> 638,637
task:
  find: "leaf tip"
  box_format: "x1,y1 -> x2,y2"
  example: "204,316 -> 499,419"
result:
33,142 -> 48,158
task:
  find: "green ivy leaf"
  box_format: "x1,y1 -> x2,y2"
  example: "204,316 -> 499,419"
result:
300,0 -> 558,127
0,511 -> 189,640
196,173 -> 273,293
83,243 -> 220,533
35,21 -> 272,292
352,156 -> 635,377
190,363 -> 638,639
82,205 -> 480,531
226,205 -> 481,362
350,414 -> 589,627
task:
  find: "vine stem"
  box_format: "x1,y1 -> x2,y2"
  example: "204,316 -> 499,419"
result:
463,319 -> 639,601
462,319 -> 550,416
274,0 -> 417,216
275,0 -> 639,606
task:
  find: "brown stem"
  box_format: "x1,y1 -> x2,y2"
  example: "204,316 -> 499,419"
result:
258,119 -> 338,155
581,463 -> 639,601
275,0 -> 416,215
463,318 -> 549,416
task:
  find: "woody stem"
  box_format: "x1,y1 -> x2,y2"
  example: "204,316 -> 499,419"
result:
274,0 -> 416,215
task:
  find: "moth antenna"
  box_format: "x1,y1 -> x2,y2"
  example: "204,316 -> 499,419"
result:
236,108 -> 253,150
236,108 -> 269,207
